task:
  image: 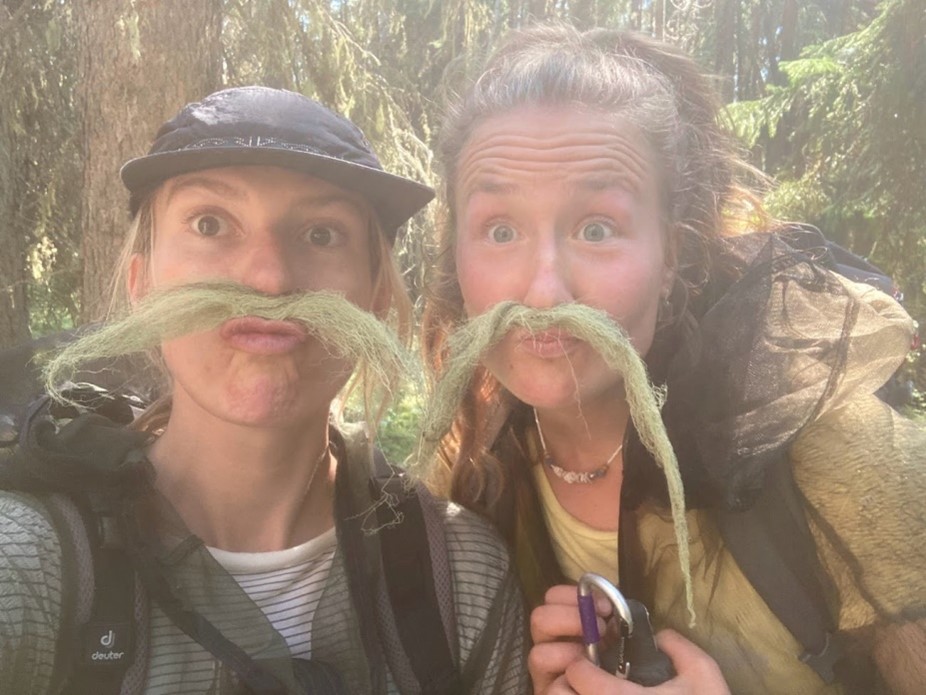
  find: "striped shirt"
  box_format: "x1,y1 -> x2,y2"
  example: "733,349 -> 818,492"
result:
0,491 -> 527,694
143,529 -> 337,692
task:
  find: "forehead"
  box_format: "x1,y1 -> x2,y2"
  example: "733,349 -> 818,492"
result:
156,165 -> 370,212
455,105 -> 657,202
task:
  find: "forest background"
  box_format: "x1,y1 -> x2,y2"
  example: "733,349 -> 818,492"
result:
1,0 -> 924,457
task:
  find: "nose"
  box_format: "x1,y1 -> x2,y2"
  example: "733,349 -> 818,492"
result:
237,233 -> 297,296
522,233 -> 573,308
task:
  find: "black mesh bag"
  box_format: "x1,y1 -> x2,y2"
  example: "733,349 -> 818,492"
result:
624,230 -> 914,511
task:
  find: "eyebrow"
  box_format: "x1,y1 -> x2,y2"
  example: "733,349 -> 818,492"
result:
162,176 -> 247,207
578,175 -> 637,192
162,178 -> 367,215
295,193 -> 366,211
467,173 -> 637,199
471,180 -> 518,196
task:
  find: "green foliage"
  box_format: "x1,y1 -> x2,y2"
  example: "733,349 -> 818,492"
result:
726,0 -> 926,390
0,0 -> 82,342
5,0 -> 922,394
375,386 -> 425,464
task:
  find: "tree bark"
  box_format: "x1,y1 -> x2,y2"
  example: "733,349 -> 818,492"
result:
713,0 -> 736,103
0,4 -> 32,347
0,141 -> 30,347
74,0 -> 222,322
654,0 -> 665,40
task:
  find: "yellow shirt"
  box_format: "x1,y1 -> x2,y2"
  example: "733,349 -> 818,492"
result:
531,465 -> 619,585
531,449 -> 840,694
530,395 -> 926,693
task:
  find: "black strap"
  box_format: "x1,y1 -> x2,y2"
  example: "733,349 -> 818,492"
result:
334,434 -> 389,693
125,538 -> 292,694
371,451 -> 462,695
622,454 -> 868,689
714,456 -> 845,684
67,547 -> 136,695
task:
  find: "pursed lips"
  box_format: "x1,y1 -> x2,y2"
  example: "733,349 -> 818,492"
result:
515,327 -> 580,358
219,316 -> 308,354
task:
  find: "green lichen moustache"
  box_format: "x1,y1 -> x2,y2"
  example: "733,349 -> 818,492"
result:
418,301 -> 695,625
43,281 -> 411,408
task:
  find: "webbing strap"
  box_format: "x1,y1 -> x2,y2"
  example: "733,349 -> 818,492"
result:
714,456 -> 843,684
373,451 -> 462,695
334,434 -> 389,693
126,543 -> 291,695
68,548 -> 136,695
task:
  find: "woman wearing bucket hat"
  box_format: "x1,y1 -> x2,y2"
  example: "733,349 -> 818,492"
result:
421,24 -> 926,695
0,86 -> 527,694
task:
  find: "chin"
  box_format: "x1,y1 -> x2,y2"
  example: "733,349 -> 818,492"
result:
216,379 -> 325,429
495,370 -> 572,409
503,366 -> 624,413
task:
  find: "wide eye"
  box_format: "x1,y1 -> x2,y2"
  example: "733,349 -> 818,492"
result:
488,223 -> 517,244
578,221 -> 615,242
191,214 -> 229,237
304,225 -> 344,247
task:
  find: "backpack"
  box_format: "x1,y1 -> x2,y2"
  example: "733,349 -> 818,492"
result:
621,225 -> 895,692
0,386 -> 462,695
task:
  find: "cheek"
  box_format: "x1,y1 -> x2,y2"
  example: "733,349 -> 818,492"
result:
345,275 -> 376,312
159,334 -> 209,379
454,242 -> 477,314
584,253 -> 666,334
455,241 -> 502,317
147,247 -> 203,288
617,273 -> 665,353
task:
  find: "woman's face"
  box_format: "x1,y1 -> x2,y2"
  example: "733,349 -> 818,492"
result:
131,165 -> 378,428
454,106 -> 673,413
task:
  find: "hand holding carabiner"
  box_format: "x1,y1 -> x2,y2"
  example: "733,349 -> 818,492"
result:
578,573 -> 676,686
529,582 -> 730,694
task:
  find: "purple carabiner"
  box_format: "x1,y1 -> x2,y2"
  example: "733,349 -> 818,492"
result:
577,572 -> 634,673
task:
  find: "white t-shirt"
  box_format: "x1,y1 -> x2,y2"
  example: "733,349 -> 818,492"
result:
144,529 -> 337,692
208,528 -> 337,658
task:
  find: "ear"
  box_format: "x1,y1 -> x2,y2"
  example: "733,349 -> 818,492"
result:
127,253 -> 148,306
371,278 -> 391,320
661,262 -> 677,300
661,226 -> 679,299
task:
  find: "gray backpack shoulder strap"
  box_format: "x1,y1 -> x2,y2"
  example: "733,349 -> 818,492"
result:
39,493 -> 149,695
337,428 -> 462,694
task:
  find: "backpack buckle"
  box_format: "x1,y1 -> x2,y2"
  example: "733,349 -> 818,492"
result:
800,632 -> 843,684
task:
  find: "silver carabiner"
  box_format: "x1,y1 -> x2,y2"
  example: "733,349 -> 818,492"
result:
577,573 -> 635,677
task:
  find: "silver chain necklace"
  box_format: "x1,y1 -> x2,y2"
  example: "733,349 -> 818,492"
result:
533,408 -> 623,484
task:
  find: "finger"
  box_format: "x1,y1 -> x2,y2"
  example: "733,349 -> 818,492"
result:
656,629 -> 715,672
545,584 -> 580,606
545,584 -> 614,617
531,603 -> 606,644
531,603 -> 584,643
545,673 -> 580,695
655,629 -> 730,693
565,658 -> 643,694
528,642 -> 584,694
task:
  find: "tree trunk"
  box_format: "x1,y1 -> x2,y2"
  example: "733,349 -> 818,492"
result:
74,0 -> 222,322
0,5 -> 32,347
0,147 -> 30,347
713,0 -> 736,102
630,0 -> 643,32
654,0 -> 666,40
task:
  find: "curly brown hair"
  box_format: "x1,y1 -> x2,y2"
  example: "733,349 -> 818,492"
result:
420,24 -> 771,575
